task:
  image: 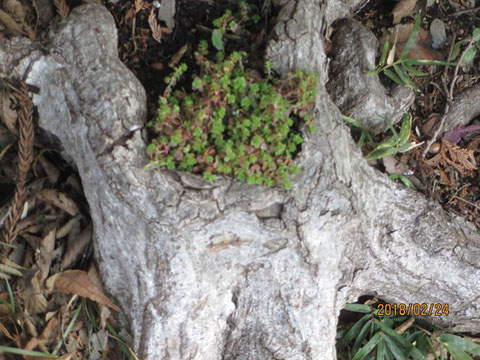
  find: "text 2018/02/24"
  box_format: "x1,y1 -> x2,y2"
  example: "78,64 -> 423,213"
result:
377,303 -> 449,317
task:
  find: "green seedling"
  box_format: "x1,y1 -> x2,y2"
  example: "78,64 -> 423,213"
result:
342,114 -> 374,147
366,12 -> 456,90
365,113 -> 417,161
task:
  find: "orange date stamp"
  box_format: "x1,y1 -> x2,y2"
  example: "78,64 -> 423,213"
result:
376,303 -> 449,317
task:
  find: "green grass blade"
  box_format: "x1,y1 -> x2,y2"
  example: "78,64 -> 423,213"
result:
403,59 -> 457,66
399,12 -> 422,60
402,63 -> 429,76
352,332 -> 383,360
339,313 -> 372,350
383,334 -> 407,360
380,36 -> 391,67
352,319 -> 374,353
383,69 -> 405,86
377,338 -> 387,360
342,115 -> 366,130
375,319 -> 412,349
53,299 -> 84,355
0,346 -> 56,358
366,146 -> 398,161
393,65 -> 419,90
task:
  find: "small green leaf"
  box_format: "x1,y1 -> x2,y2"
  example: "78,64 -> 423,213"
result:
473,28 -> 480,41
439,334 -> 480,355
366,145 -> 398,161
399,12 -> 422,60
398,113 -> 411,146
212,29 -> 225,51
343,304 -> 372,313
462,47 -> 477,64
383,69 -> 405,86
443,343 -> 474,360
451,40 -> 468,60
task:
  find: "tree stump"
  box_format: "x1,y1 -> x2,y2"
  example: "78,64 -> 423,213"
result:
0,1 -> 479,359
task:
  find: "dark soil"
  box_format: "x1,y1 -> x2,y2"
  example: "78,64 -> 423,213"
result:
102,0 -> 276,118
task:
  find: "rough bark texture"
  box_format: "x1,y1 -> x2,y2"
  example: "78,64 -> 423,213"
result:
1,1 -> 479,359
326,19 -> 415,134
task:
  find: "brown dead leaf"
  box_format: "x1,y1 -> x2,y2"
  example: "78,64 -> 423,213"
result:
392,0 -> 424,24
0,8 -> 24,36
24,317 -> 59,354
5,0 -> 26,22
37,154 -> 60,184
37,189 -> 79,216
53,270 -> 121,312
383,155 -> 408,174
37,228 -> 56,284
382,23 -> 445,61
0,89 -> 18,135
24,273 -> 48,313
61,223 -> 92,269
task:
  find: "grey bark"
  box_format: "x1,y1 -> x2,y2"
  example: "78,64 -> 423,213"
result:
0,1 -> 479,359
326,19 -> 415,134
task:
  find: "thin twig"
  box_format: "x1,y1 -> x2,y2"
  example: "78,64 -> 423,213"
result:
422,32 -> 480,157
454,196 -> 480,210
452,5 -> 480,17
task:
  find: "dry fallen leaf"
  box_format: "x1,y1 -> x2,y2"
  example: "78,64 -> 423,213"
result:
37,189 -> 79,216
37,154 -> 61,184
52,270 -> 121,312
383,155 -> 408,175
61,223 -> 92,269
382,23 -> 445,61
0,8 -> 25,36
392,0 -> 424,24
23,273 -> 48,313
0,91 -> 18,135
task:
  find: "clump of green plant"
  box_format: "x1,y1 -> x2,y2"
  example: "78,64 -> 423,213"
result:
342,113 -> 417,188
364,113 -> 417,161
211,2 -> 249,51
337,302 -> 480,360
366,13 -> 454,90
146,38 -> 318,189
342,113 -> 417,161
